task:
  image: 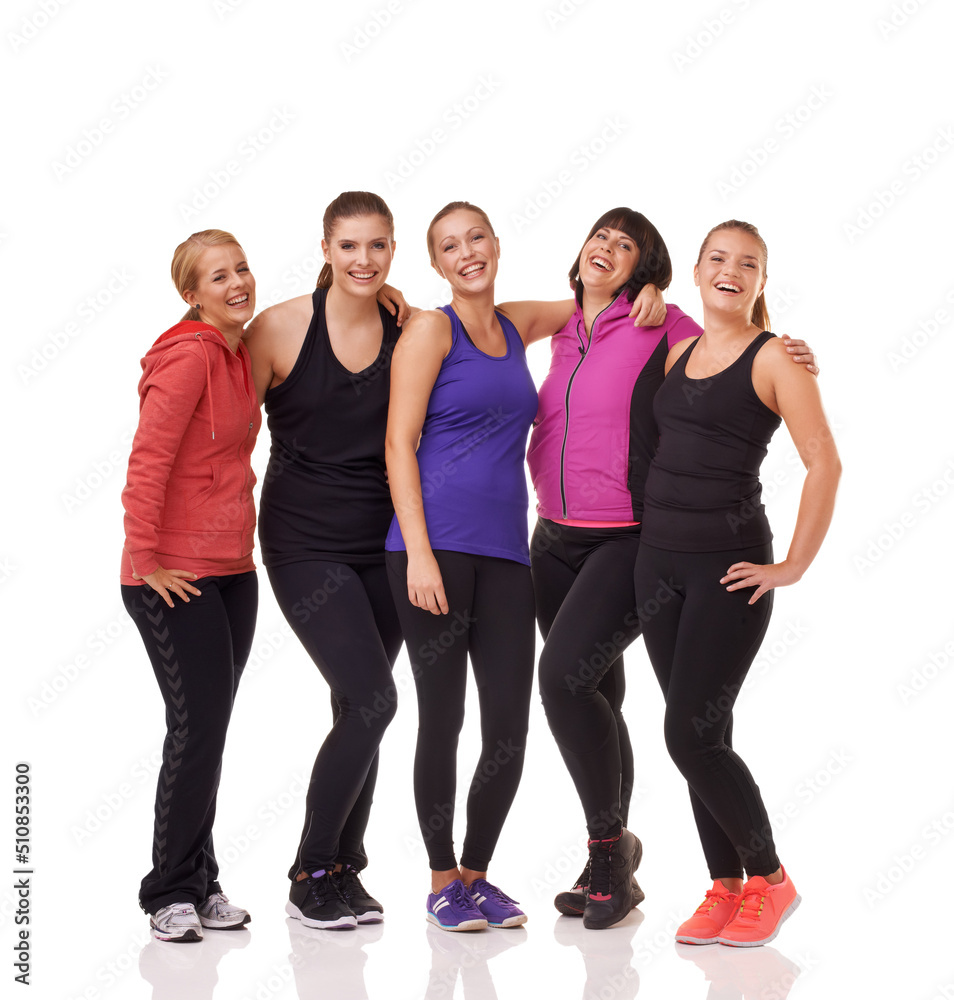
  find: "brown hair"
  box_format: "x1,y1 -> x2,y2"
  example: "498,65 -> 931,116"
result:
317,191 -> 395,289
568,207 -> 672,304
171,229 -> 244,322
426,201 -> 496,267
696,220 -> 770,331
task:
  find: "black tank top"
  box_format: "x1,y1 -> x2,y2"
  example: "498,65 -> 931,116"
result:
641,331 -> 782,552
258,288 -> 401,567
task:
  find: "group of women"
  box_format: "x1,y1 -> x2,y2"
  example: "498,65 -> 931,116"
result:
120,192 -> 839,948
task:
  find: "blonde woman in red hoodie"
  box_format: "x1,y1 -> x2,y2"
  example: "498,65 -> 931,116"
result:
120,230 -> 261,942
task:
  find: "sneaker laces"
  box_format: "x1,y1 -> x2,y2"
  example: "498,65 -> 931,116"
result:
446,879 -> 481,914
475,881 -> 520,905
730,884 -> 767,925
693,887 -> 737,915
587,838 -> 616,897
337,867 -> 364,896
307,871 -> 344,905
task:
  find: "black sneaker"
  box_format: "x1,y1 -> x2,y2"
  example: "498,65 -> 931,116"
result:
583,830 -> 643,929
286,871 -> 357,929
334,865 -> 384,924
556,852 -> 646,917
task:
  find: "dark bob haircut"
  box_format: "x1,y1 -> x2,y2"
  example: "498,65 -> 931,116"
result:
568,207 -> 672,303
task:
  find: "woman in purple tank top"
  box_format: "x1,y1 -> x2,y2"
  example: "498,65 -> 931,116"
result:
383,202 -> 662,931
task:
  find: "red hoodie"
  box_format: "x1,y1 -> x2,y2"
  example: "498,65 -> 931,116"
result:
121,321 -> 261,585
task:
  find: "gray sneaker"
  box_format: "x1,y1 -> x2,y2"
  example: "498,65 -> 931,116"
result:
197,891 -> 251,930
150,903 -> 203,942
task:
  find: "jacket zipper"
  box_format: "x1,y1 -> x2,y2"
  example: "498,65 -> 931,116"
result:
558,297 -> 616,518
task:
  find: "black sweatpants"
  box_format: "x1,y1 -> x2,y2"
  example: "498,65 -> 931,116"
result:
633,541 -> 780,880
531,518 -> 642,839
386,549 -> 535,872
122,571 -> 258,914
266,560 -> 403,877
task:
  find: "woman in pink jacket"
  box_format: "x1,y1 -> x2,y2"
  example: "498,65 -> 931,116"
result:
120,229 -> 261,942
528,208 -> 816,930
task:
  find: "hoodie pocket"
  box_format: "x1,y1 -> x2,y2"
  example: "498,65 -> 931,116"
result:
186,464 -> 218,510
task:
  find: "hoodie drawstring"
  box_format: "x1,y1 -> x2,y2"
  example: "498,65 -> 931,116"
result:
194,332 -> 216,440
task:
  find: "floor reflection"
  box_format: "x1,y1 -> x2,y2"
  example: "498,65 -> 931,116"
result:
552,909 -> 644,1000
674,942 -> 802,999
286,918 -> 383,999
424,922 -> 528,999
139,927 -> 249,1000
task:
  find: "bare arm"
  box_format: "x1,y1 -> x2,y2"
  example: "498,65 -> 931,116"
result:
242,309 -> 280,405
498,299 -> 576,347
723,341 -> 841,603
385,311 -> 453,614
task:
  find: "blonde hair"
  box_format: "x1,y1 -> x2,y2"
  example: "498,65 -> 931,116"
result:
426,201 -> 496,266
171,229 -> 244,322
317,191 -> 395,289
697,220 -> 770,331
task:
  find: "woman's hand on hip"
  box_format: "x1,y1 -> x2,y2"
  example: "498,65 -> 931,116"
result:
137,566 -> 202,608
720,560 -> 802,605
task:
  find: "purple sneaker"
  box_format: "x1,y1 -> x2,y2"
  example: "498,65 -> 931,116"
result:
426,879 -> 488,932
469,879 -> 527,928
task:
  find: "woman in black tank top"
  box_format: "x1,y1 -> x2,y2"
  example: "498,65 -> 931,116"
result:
244,192 -> 411,929
634,220 -> 840,948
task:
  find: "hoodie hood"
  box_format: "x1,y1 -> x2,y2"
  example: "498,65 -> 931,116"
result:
141,321 -> 234,440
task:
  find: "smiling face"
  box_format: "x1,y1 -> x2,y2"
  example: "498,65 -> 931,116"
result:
183,243 -> 255,336
321,213 -> 395,296
429,208 -> 499,293
694,227 -> 766,323
576,226 -> 641,297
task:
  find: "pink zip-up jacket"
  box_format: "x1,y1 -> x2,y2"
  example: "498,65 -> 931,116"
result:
527,295 -> 701,522
121,321 -> 261,585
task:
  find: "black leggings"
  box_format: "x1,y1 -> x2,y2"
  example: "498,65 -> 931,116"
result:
266,560 -> 402,877
386,549 -> 535,872
633,542 -> 780,880
532,519 -> 642,839
122,571 -> 258,914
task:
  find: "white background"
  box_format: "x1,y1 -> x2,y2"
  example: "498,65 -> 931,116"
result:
4,1 -> 953,998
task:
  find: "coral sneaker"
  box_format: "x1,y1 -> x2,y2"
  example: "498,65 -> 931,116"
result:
675,883 -> 741,945
717,868 -> 800,947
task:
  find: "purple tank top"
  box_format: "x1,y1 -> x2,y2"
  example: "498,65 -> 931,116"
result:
385,305 -> 538,564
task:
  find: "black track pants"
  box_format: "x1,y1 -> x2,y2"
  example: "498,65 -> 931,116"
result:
122,571 -> 258,914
